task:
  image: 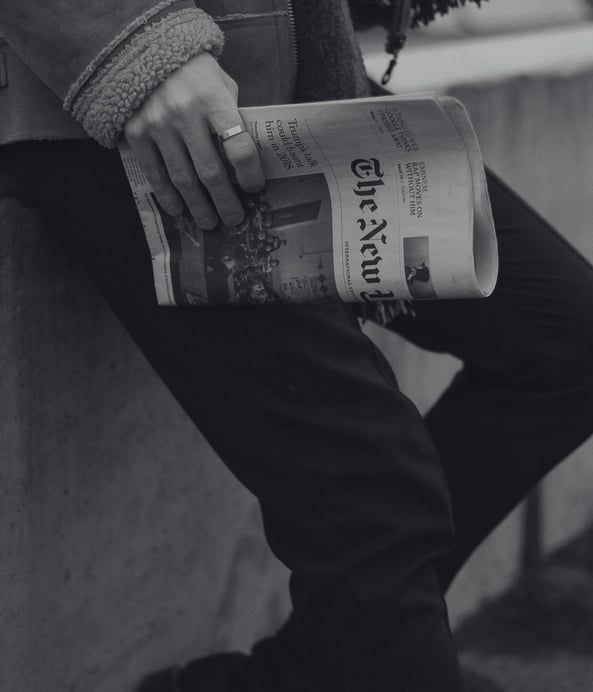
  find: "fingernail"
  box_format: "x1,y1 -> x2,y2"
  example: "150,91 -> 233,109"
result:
198,216 -> 218,230
166,203 -> 183,217
245,181 -> 266,194
225,213 -> 245,226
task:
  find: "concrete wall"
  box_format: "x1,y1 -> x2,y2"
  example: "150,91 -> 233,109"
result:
0,196 -> 290,692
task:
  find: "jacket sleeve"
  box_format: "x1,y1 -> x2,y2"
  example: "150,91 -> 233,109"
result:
0,0 -> 225,147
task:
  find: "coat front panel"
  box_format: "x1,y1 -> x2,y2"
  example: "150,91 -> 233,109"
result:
0,0 -> 297,146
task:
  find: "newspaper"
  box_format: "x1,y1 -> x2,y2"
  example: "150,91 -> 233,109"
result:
119,94 -> 498,307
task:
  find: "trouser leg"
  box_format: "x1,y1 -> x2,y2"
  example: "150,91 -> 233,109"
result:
389,170 -> 593,589
189,168 -> 593,689
3,140 -> 466,691
223,171 -> 593,688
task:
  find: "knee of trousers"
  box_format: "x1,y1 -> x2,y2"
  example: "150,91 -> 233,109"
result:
485,336 -> 593,452
526,338 -> 593,394
470,330 -> 593,397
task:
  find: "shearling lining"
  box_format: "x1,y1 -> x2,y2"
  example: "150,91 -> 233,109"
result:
68,8 -> 224,148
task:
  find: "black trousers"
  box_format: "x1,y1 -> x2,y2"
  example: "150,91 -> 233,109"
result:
3,140 -> 593,692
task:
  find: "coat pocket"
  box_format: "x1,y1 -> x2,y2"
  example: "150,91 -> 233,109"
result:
202,1 -> 297,106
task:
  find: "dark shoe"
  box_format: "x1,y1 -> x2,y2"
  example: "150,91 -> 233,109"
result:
137,653 -> 254,692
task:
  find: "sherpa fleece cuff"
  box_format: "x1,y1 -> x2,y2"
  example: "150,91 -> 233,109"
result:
64,2 -> 224,148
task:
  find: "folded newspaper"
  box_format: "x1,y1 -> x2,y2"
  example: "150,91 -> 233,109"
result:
119,94 -> 498,307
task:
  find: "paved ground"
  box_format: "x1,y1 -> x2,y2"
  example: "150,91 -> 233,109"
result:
457,524 -> 593,691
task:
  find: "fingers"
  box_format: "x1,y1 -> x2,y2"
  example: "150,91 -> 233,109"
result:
126,135 -> 184,217
204,78 -> 265,194
180,117 -> 246,226
124,53 -> 265,228
155,132 -> 220,230
127,123 -> 220,229
178,88 -> 264,208
220,125 -> 266,194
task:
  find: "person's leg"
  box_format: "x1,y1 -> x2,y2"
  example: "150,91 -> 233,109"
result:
163,167 -> 593,691
2,140 -> 466,692
388,169 -> 593,589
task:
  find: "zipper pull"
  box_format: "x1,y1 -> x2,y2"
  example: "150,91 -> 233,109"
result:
381,32 -> 406,87
381,55 -> 397,86
382,0 -> 412,87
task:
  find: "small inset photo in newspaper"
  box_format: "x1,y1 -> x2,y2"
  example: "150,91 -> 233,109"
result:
403,236 -> 438,299
152,172 -> 336,306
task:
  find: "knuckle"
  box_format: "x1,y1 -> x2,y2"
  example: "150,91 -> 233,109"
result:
152,181 -> 173,199
167,77 -> 208,107
144,108 -> 168,132
170,170 -> 194,190
144,169 -> 163,188
230,138 -> 256,166
167,96 -> 191,121
159,194 -> 176,207
199,164 -> 226,187
124,119 -> 145,142
159,194 -> 183,215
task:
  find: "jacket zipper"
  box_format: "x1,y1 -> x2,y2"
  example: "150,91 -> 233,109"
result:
382,0 -> 412,85
285,0 -> 299,77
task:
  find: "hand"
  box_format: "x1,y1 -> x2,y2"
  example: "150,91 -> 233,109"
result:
124,52 -> 265,230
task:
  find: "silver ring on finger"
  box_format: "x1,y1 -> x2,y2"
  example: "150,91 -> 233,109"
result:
218,124 -> 247,145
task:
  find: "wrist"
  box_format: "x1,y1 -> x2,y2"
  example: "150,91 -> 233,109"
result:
65,3 -> 224,148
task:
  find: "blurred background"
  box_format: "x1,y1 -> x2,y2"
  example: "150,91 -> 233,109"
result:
360,0 -> 593,50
